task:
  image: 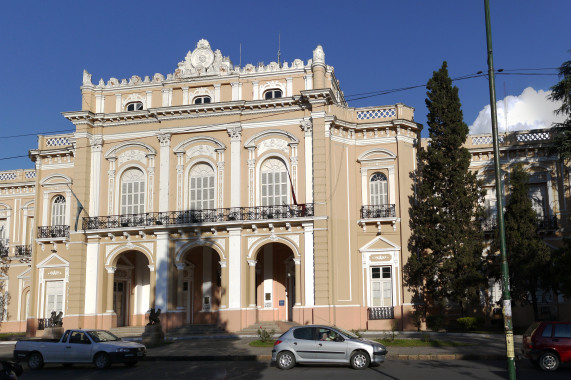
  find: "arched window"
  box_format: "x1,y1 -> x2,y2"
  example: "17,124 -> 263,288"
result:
369,173 -> 388,205
193,96 -> 211,104
126,102 -> 143,111
260,158 -> 288,206
264,89 -> 282,100
51,195 -> 66,225
120,168 -> 145,214
189,163 -> 215,210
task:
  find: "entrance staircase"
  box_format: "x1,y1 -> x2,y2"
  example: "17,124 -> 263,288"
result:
236,321 -> 300,336
168,324 -> 228,336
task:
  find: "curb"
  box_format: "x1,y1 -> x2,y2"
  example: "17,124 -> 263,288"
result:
141,354 -> 512,362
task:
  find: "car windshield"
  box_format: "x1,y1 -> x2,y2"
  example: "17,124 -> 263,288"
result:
86,330 -> 121,342
334,327 -> 359,339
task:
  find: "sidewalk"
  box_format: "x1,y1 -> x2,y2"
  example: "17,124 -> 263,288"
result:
142,331 -> 522,362
0,332 -> 522,362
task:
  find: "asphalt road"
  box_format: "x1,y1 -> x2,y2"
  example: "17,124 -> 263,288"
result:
9,359 -> 571,380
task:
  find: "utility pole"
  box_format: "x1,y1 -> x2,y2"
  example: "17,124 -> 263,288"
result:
484,1 -> 516,378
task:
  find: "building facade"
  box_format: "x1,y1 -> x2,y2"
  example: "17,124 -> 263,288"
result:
0,40 -> 422,334
0,40 -> 568,335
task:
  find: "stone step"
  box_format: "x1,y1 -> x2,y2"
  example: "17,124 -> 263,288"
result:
169,324 -> 227,336
109,326 -> 146,337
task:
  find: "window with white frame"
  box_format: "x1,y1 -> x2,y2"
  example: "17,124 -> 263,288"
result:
189,163 -> 215,210
120,168 -> 146,214
369,173 -> 388,205
51,195 -> 66,226
370,266 -> 392,307
527,183 -> 547,219
483,187 -> 497,223
193,96 -> 211,104
260,158 -> 288,206
126,102 -> 143,111
264,89 -> 282,100
45,280 -> 64,317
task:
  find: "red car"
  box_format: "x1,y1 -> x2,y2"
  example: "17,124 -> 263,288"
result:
522,321 -> 571,371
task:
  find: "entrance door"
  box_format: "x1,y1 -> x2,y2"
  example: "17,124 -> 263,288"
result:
113,281 -> 126,327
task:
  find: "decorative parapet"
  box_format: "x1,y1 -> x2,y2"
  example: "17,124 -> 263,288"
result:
0,169 -> 36,183
357,107 -> 396,121
470,129 -> 551,146
82,39 -> 314,90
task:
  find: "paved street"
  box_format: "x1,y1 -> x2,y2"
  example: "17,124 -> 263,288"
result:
8,359 -> 571,380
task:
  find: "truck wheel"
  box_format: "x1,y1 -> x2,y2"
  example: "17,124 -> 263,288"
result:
94,353 -> 111,369
28,352 -> 44,370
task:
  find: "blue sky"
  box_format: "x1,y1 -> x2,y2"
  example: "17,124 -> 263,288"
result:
0,0 -> 569,171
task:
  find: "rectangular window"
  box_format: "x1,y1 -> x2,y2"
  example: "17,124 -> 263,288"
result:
45,281 -> 64,318
370,266 -> 392,307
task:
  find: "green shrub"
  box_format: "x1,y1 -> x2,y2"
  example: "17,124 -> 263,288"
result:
426,315 -> 444,332
456,317 -> 484,331
257,326 -> 275,343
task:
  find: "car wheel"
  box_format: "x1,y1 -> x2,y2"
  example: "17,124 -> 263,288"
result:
28,352 -> 44,370
94,352 -> 112,369
125,361 -> 138,367
276,351 -> 296,370
538,352 -> 559,371
350,351 -> 370,370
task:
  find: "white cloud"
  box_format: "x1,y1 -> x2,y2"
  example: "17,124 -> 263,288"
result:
469,87 -> 565,135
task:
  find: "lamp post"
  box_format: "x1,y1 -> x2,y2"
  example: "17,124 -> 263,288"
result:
483,1 -> 516,379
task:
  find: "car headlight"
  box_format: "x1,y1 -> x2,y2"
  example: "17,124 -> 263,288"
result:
373,345 -> 386,352
116,348 -> 131,353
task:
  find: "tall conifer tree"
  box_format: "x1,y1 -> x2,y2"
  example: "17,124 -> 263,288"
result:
404,62 -> 484,318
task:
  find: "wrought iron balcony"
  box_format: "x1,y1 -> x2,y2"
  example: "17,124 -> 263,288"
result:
368,306 -> 394,320
37,225 -> 70,239
482,216 -> 558,232
15,245 -> 32,257
360,204 -> 396,219
82,204 -> 314,230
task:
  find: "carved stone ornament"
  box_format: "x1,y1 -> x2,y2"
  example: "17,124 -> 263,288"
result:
83,70 -> 92,85
176,39 -> 233,78
301,120 -> 313,134
118,150 -> 147,166
157,133 -> 171,146
186,145 -> 216,161
313,45 -> 325,65
227,127 -> 242,140
258,138 -> 288,155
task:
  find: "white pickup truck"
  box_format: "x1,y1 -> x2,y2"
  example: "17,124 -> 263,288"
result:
13,329 -> 146,369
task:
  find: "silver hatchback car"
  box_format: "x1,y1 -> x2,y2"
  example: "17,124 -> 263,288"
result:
272,325 -> 387,370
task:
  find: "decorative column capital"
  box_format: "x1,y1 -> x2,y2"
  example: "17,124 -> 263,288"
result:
105,266 -> 116,274
219,260 -> 227,268
90,137 -> 103,152
176,263 -> 186,271
227,126 -> 242,141
293,258 -> 301,265
157,133 -> 171,147
301,119 -> 313,134
247,260 -> 257,267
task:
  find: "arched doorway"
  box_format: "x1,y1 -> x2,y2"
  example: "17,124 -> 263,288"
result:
111,251 -> 150,327
254,243 -> 296,321
179,246 -> 222,325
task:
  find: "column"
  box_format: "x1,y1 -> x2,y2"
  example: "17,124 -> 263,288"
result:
227,127 -> 242,208
286,78 -> 293,97
293,258 -> 301,306
302,223 -> 314,306
247,260 -> 257,307
301,120 -> 313,203
157,133 -> 171,212
176,264 -> 185,310
154,231 -> 169,310
214,84 -> 221,103
227,227 -> 242,309
252,81 -> 259,100
182,87 -> 189,105
85,236 -> 101,315
89,137 -> 103,217
219,261 -> 228,309
106,266 -> 116,313
311,45 -> 326,89
115,94 -> 121,112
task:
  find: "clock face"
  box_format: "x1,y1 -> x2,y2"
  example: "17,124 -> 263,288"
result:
191,48 -> 214,69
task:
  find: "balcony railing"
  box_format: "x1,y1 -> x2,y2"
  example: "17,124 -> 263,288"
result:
37,225 -> 70,239
360,204 -> 396,219
82,204 -> 314,231
368,306 -> 394,320
15,245 -> 32,257
482,216 -> 558,232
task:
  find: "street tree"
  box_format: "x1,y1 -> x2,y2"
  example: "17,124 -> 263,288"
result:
492,164 -> 551,321
549,50 -> 571,163
404,62 -> 485,319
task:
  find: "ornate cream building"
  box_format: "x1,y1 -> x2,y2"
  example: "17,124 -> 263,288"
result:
0,40 -> 568,335
0,40 -> 421,334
